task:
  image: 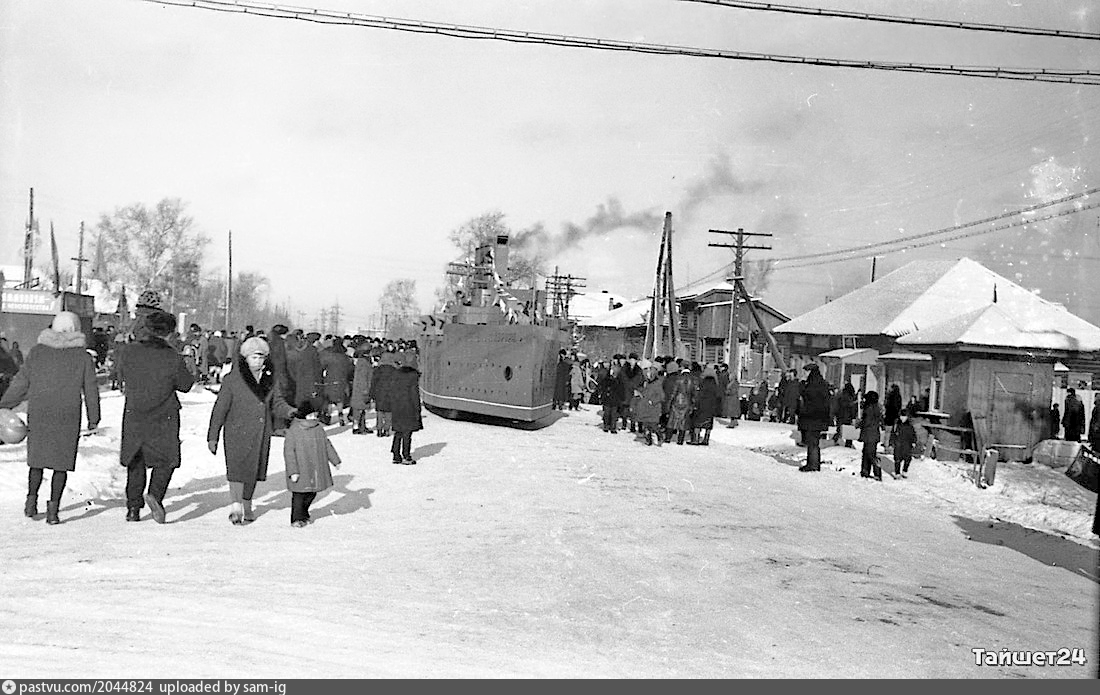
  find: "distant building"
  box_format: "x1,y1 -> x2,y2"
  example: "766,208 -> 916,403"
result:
576,277 -> 789,374
773,257 -> 1100,461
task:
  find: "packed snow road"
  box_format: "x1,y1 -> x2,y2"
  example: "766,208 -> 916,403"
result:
0,389 -> 1096,677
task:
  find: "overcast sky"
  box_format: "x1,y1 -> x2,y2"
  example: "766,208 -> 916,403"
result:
2,0 -> 1098,331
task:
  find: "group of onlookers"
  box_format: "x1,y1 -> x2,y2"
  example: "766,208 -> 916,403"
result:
6,284 -> 425,527
555,350 -> 738,447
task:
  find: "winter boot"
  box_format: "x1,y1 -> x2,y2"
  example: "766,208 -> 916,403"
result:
24,495 -> 37,518
644,431 -> 653,446
676,431 -> 685,445
45,502 -> 60,525
702,429 -> 711,446
126,507 -> 141,522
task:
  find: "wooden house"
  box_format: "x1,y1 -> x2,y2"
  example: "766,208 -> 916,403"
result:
896,302 -> 1100,461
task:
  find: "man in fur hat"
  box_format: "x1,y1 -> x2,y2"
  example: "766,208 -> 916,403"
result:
116,310 -> 195,523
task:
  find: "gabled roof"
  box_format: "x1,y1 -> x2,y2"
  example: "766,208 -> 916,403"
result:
578,298 -> 651,328
896,302 -> 1100,352
774,257 -> 1084,339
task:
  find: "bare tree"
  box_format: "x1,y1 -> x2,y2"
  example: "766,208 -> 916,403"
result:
379,279 -> 420,339
439,211 -> 545,306
95,198 -> 209,295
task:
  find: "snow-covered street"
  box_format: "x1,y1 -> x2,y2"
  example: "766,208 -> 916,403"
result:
0,388 -> 1096,678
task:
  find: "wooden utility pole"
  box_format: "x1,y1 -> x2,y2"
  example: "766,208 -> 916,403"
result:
708,227 -> 773,380
71,221 -> 88,293
23,188 -> 34,286
225,231 -> 233,330
870,256 -> 877,282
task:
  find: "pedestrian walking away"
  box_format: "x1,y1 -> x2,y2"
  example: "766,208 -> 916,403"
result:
0,311 -> 100,525
388,350 -> 423,464
116,310 -> 195,523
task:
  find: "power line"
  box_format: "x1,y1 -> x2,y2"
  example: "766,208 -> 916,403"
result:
777,201 -> 1100,270
686,192 -> 1100,284
681,0 -> 1100,41
770,186 -> 1100,264
138,0 -> 1100,85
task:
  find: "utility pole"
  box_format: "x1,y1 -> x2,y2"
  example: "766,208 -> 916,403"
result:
330,300 -> 342,336
71,221 -> 89,293
23,188 -> 34,286
870,256 -> 877,282
225,231 -> 233,331
545,270 -> 586,320
708,227 -> 772,382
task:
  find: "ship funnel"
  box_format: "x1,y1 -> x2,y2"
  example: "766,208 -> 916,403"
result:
494,234 -> 510,277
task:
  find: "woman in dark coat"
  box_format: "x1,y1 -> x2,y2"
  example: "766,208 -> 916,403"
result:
207,337 -> 294,525
692,367 -> 723,446
666,367 -> 697,445
0,311 -> 100,524
291,332 -> 323,407
388,352 -> 423,464
633,363 -> 665,446
116,310 -> 195,523
796,364 -> 831,472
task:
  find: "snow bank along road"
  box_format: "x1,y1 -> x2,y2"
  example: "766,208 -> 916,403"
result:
0,389 -> 1096,677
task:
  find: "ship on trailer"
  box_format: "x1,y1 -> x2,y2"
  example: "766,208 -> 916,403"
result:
418,235 -> 571,422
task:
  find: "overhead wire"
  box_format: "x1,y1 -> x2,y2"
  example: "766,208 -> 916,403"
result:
679,0 -> 1100,41
687,191 -> 1099,284
137,0 -> 1100,85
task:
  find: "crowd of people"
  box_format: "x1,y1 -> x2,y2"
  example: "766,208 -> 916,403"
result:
553,350 -> 739,447
3,288 -> 425,528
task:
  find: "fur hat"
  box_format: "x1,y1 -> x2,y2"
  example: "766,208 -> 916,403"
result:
136,289 -> 163,310
240,336 -> 270,357
145,310 -> 177,337
51,311 -> 82,333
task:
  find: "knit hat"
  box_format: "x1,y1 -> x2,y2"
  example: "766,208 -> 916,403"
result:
240,336 -> 270,357
136,290 -> 163,310
51,311 -> 82,333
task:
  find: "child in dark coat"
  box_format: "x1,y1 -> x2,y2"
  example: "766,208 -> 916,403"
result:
284,398 -> 342,527
891,411 -> 919,479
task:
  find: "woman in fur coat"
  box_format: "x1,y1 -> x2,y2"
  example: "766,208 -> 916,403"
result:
0,311 -> 100,524
207,337 -> 295,524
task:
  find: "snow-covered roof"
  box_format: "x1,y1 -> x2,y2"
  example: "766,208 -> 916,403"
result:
877,351 -> 932,362
896,302 -> 1100,353
578,297 -> 650,328
817,347 -> 879,364
567,290 -> 631,320
774,258 -> 1099,346
676,277 -> 736,299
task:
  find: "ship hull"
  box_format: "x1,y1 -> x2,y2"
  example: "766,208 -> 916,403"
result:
420,322 -> 570,422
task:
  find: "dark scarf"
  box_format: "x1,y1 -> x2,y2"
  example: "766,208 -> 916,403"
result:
237,355 -> 274,402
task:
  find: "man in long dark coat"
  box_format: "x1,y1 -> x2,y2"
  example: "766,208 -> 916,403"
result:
553,350 -> 572,411
116,310 -> 195,523
796,363 -> 831,472
1062,389 -> 1086,442
388,352 -> 423,464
